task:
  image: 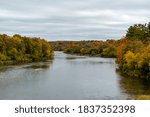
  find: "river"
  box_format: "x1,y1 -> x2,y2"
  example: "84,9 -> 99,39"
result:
0,51 -> 150,100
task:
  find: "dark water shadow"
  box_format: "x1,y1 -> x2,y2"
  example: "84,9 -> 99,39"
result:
25,64 -> 50,69
65,56 -> 86,60
116,71 -> 150,98
0,60 -> 53,73
24,61 -> 53,70
0,66 -> 13,73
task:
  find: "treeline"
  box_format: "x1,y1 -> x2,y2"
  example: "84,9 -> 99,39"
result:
0,34 -> 53,65
50,40 -> 118,58
50,22 -> 150,78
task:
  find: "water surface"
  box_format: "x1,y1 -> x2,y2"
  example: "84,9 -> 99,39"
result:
0,51 -> 150,99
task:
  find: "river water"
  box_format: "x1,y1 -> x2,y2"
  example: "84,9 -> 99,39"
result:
0,51 -> 150,100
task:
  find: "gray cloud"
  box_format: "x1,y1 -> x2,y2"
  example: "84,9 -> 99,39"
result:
0,0 -> 149,40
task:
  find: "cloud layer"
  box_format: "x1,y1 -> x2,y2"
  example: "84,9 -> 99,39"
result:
0,0 -> 150,40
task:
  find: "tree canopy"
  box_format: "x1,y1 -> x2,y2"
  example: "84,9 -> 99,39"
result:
0,34 -> 53,64
126,22 -> 150,41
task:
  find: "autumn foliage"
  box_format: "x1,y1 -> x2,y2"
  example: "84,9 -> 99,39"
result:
116,22 -> 150,78
0,34 -> 53,64
120,41 -> 150,78
50,40 -> 118,58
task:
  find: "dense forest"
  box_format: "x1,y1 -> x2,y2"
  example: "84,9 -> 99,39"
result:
50,40 -> 118,57
50,22 -> 150,78
117,23 -> 150,78
0,34 -> 54,65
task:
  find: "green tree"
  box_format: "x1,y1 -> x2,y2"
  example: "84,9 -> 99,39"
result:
126,23 -> 150,41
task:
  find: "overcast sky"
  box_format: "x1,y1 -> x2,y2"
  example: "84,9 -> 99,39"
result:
0,0 -> 150,41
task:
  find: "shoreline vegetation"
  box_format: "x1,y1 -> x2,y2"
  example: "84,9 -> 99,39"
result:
50,22 -> 150,79
0,34 -> 54,66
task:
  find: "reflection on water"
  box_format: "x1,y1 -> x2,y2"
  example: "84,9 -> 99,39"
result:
0,51 -> 150,100
0,66 -> 13,73
0,61 -> 53,80
117,72 -> 150,97
24,61 -> 52,69
66,55 -> 86,60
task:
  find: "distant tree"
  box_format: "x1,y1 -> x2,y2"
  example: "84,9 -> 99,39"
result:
126,23 -> 150,41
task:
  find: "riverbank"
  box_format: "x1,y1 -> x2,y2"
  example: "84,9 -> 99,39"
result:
64,51 -> 116,58
0,58 -> 53,66
61,47 -> 150,79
